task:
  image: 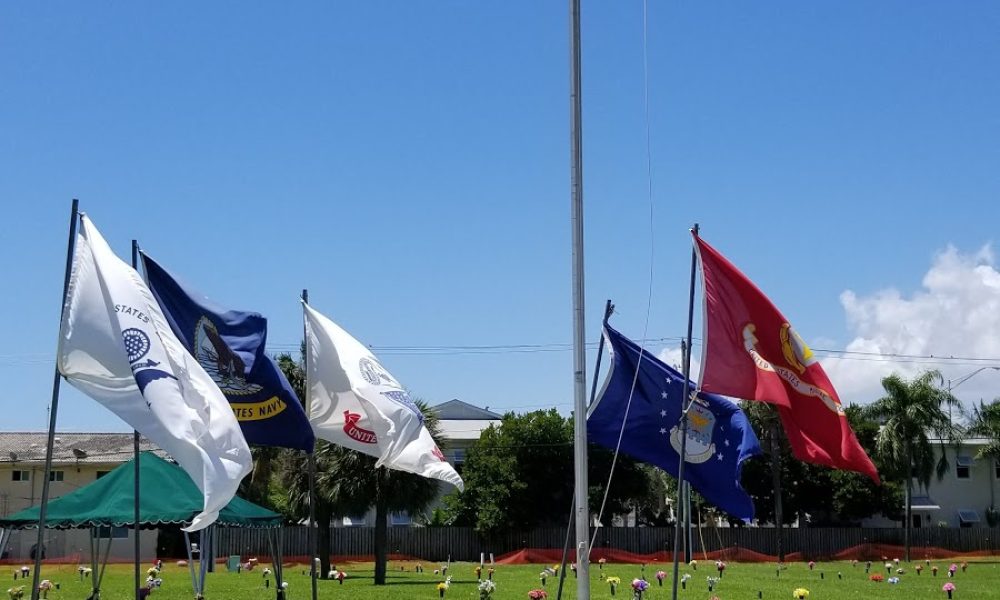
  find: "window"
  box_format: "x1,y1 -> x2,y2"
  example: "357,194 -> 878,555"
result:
391,512 -> 411,526
49,471 -> 64,482
453,448 -> 466,474
96,471 -> 111,480
956,455 -> 973,479
92,526 -> 128,539
995,461 -> 1000,480
343,515 -> 367,527
11,471 -> 29,482
958,509 -> 980,528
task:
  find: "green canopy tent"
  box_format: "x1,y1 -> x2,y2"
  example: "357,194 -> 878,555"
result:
0,452 -> 285,600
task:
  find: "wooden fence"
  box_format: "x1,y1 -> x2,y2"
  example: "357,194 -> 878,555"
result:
213,526 -> 1000,562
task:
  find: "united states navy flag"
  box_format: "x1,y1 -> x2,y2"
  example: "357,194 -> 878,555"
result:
588,322 -> 762,521
141,253 -> 315,452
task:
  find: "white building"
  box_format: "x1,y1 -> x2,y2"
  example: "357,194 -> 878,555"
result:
905,438 -> 999,529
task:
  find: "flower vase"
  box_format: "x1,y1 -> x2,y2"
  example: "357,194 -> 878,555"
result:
947,591 -> 953,599
610,585 -> 616,596
439,589 -> 445,598
681,581 -> 686,590
658,579 -> 662,587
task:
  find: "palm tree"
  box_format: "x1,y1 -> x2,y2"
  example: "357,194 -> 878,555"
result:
742,401 -> 786,561
274,352 -> 448,585
967,399 -> 1000,460
966,399 -> 1000,525
863,370 -> 959,562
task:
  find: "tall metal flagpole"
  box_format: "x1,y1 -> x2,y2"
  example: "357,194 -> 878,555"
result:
31,199 -> 80,600
569,0 -> 590,598
670,223 -> 700,600
302,289 -> 319,600
557,301 -> 613,600
131,241 -> 143,600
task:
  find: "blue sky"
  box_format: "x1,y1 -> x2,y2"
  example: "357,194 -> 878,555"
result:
2,2 -> 999,432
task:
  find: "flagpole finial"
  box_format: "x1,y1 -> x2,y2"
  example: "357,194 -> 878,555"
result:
691,223 -> 700,236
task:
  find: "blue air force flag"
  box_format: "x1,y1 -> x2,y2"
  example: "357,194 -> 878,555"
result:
57,215 -> 252,531
140,253 -> 315,452
587,323 -> 762,521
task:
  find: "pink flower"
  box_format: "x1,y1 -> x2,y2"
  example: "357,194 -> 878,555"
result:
942,582 -> 956,592
655,571 -> 666,581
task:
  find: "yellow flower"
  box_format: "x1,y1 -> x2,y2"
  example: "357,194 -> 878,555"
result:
792,588 -> 810,599
606,576 -> 621,586
437,582 -> 448,591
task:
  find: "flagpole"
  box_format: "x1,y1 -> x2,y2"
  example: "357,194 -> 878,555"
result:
302,289 -> 319,600
568,0 -> 590,597
670,223 -> 700,600
681,338 -> 693,563
557,300 -> 613,600
131,241 -> 144,600
31,199 -> 79,600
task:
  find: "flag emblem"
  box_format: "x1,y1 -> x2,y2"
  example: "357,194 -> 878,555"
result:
343,411 -> 378,444
669,399 -> 717,464
742,323 -> 844,415
193,317 -> 264,396
122,328 -> 151,363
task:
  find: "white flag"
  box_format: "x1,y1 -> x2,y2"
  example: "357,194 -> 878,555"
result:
303,302 -> 463,490
58,215 -> 253,530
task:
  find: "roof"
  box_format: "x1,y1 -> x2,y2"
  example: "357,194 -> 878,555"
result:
430,399 -> 501,421
910,495 -> 941,511
0,452 -> 281,529
0,432 -> 167,465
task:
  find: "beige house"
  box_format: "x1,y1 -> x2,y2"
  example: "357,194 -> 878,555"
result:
0,432 -> 165,560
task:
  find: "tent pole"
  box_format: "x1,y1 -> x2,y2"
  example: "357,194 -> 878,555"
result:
97,530 -> 112,594
0,528 -> 9,564
89,528 -> 97,589
31,199 -> 79,600
268,527 -> 285,600
185,530 -> 198,597
131,240 -> 142,600
196,526 -> 212,598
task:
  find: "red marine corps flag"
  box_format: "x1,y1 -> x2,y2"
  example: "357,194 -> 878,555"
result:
694,234 -> 879,483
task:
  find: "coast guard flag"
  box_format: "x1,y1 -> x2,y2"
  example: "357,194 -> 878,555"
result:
587,322 -> 761,521
57,215 -> 253,530
140,253 -> 315,452
694,235 -> 879,483
303,302 -> 463,490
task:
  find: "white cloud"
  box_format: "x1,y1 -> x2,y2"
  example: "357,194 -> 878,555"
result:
822,244 -> 1000,410
657,346 -> 701,383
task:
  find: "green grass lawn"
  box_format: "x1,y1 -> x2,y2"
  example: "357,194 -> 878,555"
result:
13,559 -> 1000,600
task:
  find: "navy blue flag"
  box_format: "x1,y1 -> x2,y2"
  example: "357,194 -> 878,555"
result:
587,323 -> 762,521
141,253 -> 315,452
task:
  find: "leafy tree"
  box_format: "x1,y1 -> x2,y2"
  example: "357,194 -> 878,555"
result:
741,401 -> 788,559
967,399 -> 1000,464
967,398 -> 1000,518
274,353 -> 446,585
443,409 -> 653,534
863,370 -> 959,561
741,403 -> 902,535
829,406 -> 903,523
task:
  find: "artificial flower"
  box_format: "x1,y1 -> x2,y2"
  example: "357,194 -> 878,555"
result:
792,588 -> 809,599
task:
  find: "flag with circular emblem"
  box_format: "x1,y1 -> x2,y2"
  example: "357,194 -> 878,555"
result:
695,234 -> 879,483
